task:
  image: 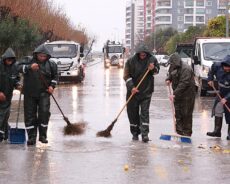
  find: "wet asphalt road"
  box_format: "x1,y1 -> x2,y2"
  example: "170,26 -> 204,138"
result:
1,58 -> 230,184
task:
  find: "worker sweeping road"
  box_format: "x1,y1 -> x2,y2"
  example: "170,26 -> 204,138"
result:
123,45 -> 159,142
0,48 -> 21,142
17,44 -> 58,146
206,55 -> 230,140
165,53 -> 196,137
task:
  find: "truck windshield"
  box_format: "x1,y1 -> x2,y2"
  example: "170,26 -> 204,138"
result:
108,46 -> 122,53
176,45 -> 193,58
46,44 -> 78,58
203,42 -> 230,61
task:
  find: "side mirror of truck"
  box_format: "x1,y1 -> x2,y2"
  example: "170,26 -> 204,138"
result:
80,46 -> 84,53
123,47 -> 126,53
193,56 -> 200,65
80,53 -> 84,58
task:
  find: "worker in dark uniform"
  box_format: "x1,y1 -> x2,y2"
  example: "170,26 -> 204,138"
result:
17,44 -> 58,145
123,45 -> 159,142
165,53 -> 196,136
0,48 -> 21,142
207,55 -> 230,140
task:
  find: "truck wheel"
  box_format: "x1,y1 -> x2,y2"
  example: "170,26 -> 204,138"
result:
198,78 -> 206,96
78,67 -> 85,83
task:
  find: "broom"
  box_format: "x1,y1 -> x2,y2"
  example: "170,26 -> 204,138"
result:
96,68 -> 150,137
211,85 -> 230,112
159,85 -> 192,143
38,70 -> 86,135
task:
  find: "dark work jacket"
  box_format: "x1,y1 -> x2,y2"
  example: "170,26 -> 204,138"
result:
166,53 -> 195,99
123,45 -> 159,98
208,62 -> 230,100
0,62 -> 20,101
0,48 -> 20,101
18,58 -> 58,97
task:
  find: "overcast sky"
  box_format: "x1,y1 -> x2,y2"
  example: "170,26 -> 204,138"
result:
52,0 -> 126,51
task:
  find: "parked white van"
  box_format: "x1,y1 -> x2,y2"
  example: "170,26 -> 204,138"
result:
45,40 -> 85,83
192,37 -> 230,96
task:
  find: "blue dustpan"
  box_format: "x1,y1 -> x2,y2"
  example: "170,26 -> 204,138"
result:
8,92 -> 26,144
8,128 -> 26,144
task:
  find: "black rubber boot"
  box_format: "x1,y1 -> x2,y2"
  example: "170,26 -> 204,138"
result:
39,126 -> 48,144
207,117 -> 222,137
132,134 -> 139,141
142,135 -> 149,143
39,137 -> 48,144
4,124 -> 10,140
27,139 -> 36,146
27,128 -> 37,146
0,134 -> 3,142
227,125 -> 230,140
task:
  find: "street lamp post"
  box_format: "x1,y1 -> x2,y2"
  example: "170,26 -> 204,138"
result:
226,1 -> 229,37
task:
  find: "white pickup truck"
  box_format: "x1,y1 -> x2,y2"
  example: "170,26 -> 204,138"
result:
192,37 -> 230,96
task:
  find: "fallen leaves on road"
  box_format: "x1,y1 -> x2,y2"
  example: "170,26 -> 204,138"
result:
223,149 -> 230,154
210,145 -> 222,152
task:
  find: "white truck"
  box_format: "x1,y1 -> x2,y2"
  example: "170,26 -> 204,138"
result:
45,40 -> 85,83
103,41 -> 125,68
192,37 -> 230,96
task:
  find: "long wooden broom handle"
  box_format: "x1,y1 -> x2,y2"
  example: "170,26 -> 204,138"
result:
212,85 -> 230,112
38,70 -> 66,118
168,85 -> 176,133
115,69 -> 150,120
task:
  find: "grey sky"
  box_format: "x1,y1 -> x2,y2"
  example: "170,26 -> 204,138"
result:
52,0 -> 126,51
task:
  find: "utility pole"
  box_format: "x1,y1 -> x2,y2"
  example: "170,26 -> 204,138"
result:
226,0 -> 229,37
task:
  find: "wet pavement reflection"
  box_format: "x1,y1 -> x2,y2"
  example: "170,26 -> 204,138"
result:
2,59 -> 230,184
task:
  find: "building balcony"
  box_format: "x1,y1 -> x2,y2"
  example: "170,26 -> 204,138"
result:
155,21 -> 172,25
155,13 -> 172,19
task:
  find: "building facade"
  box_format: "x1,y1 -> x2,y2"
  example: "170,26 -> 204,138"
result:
125,0 -> 230,53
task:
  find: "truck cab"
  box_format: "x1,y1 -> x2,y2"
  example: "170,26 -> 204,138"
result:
45,40 -> 85,83
103,41 -> 125,68
192,37 -> 230,96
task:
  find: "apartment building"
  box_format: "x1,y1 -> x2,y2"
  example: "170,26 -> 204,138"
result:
154,0 -> 228,32
126,0 -> 230,53
126,0 -> 145,53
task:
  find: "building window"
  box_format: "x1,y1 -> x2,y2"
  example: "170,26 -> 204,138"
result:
185,0 -> 194,7
138,12 -> 144,16
156,0 -> 171,7
158,16 -> 171,22
138,17 -> 144,21
137,23 -> 144,27
147,23 -> 151,28
185,15 -> 193,23
196,0 -> 205,7
218,9 -> 226,15
218,0 -> 227,8
196,8 -> 205,14
196,16 -> 205,23
206,1 -> 212,6
147,17 -> 151,21
185,8 -> 193,14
